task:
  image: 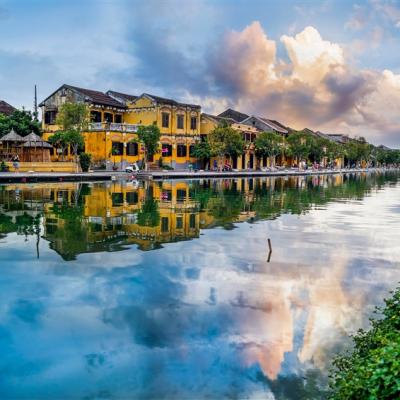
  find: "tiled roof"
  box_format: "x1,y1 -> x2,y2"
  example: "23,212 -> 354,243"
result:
268,119 -> 290,131
65,85 -> 125,108
326,133 -> 350,143
201,113 -> 236,124
378,144 -> 393,151
142,93 -> 201,109
258,117 -> 288,134
0,100 -> 16,116
39,84 -> 126,108
106,90 -> 138,104
217,108 -> 249,122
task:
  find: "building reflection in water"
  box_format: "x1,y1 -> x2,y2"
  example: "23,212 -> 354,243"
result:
0,172 -> 400,398
0,172 -> 396,260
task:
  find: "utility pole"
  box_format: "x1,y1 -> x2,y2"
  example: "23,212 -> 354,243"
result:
34,85 -> 38,121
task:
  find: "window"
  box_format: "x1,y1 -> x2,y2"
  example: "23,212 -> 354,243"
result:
177,144 -> 187,157
176,216 -> 183,229
90,223 -> 103,233
162,144 -> 172,157
162,112 -> 170,128
91,111 -> 102,122
190,117 -> 197,130
177,114 -> 184,129
177,189 -> 186,203
44,110 -> 57,124
104,112 -> 113,123
189,214 -> 196,229
126,191 -> 138,205
161,217 -> 169,233
112,193 -> 123,206
160,189 -> 172,202
189,145 -> 196,157
115,114 -> 122,123
126,142 -> 138,156
112,142 -> 124,156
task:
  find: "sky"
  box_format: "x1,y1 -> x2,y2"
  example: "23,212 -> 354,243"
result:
0,0 -> 399,146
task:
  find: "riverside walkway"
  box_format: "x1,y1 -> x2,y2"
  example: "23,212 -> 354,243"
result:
0,167 -> 397,184
139,168 -> 384,181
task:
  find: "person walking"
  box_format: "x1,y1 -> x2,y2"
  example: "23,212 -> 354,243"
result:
12,154 -> 20,172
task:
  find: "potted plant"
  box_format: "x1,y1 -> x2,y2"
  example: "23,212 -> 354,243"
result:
111,147 -> 120,171
79,153 -> 92,172
0,161 -> 9,172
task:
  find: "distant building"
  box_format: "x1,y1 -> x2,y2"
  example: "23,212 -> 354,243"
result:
325,133 -> 350,144
0,100 -> 16,116
200,109 -> 290,169
240,115 -> 289,135
217,108 -> 249,123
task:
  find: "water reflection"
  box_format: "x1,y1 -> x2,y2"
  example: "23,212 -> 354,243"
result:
0,172 -> 398,259
0,172 -> 400,399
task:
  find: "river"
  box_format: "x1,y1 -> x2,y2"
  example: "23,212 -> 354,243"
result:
0,172 -> 399,399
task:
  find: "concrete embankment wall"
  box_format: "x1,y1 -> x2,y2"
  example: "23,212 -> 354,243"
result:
5,162 -> 79,173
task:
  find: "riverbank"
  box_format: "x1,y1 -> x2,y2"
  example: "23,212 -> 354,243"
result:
140,167 -> 398,181
0,167 -> 398,183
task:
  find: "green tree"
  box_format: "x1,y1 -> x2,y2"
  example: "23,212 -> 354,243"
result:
65,130 -> 84,160
386,149 -> 400,165
136,124 -> 161,170
53,102 -> 88,161
191,140 -> 211,168
137,187 -> 160,227
286,131 -> 313,164
208,126 -> 244,168
55,102 -> 89,132
330,287 -> 400,399
48,131 -> 68,160
343,139 -> 372,167
309,137 -> 330,164
326,141 -> 344,165
0,109 -> 41,138
254,131 -> 284,167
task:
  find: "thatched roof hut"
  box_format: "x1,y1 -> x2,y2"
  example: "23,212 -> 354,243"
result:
0,129 -> 24,160
0,129 -> 24,142
22,132 -> 52,162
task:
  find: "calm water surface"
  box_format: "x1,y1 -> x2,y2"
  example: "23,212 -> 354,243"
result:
0,172 -> 400,399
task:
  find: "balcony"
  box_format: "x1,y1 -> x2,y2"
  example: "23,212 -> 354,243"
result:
88,122 -> 141,133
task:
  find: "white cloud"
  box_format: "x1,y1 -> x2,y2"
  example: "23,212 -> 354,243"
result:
206,22 -> 400,146
281,26 -> 344,85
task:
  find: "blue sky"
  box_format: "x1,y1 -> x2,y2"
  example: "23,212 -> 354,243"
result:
0,0 -> 399,145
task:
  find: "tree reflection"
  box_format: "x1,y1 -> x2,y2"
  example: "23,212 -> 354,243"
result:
0,172 -> 399,259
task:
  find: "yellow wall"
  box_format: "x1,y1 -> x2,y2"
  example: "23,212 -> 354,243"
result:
200,115 -> 218,135
5,161 -> 78,172
41,106 -> 124,133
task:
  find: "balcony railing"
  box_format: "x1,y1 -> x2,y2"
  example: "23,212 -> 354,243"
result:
88,122 -> 141,132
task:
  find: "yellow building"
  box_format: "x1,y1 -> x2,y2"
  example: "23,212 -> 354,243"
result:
40,85 -> 201,170
200,112 -> 285,170
40,86 -> 345,171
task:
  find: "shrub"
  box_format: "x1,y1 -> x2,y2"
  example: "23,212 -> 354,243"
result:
329,287 -> 400,399
79,153 -> 92,172
0,160 -> 9,172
